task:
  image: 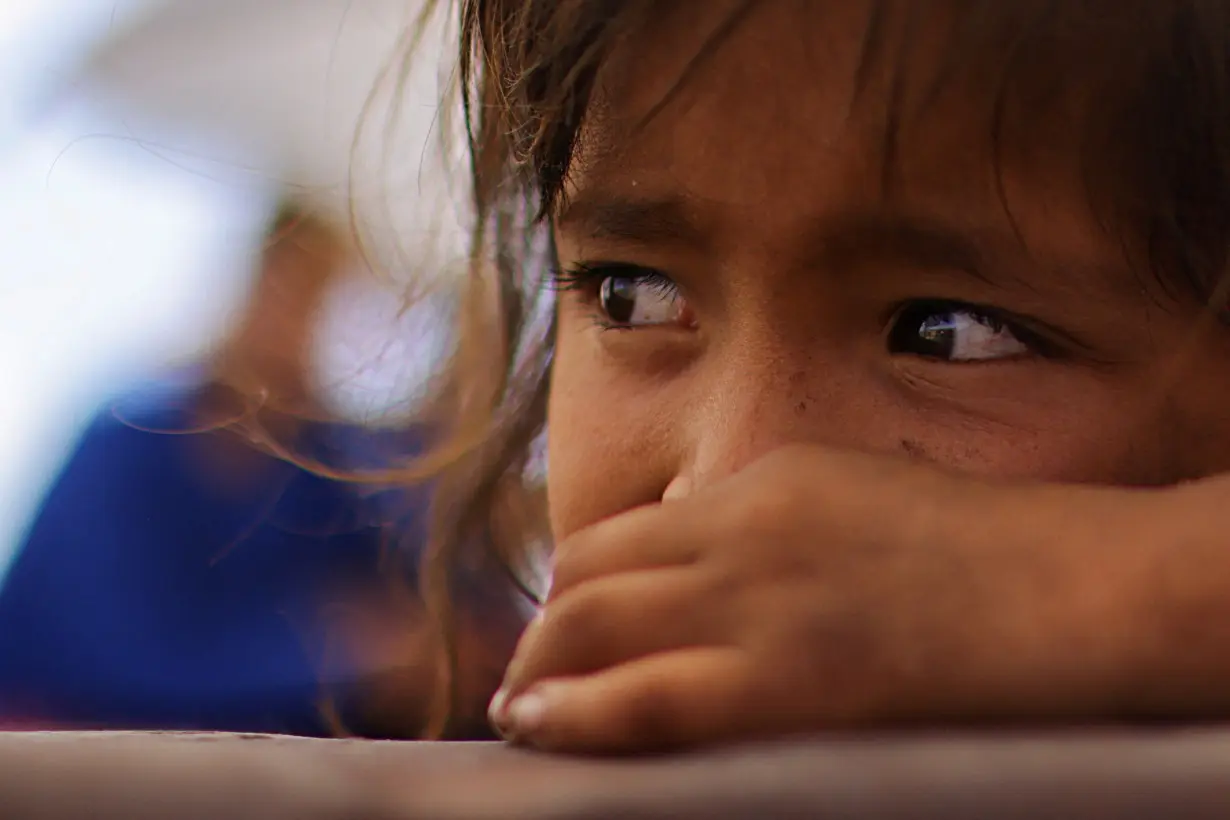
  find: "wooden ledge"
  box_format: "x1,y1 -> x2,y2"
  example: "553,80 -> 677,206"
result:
4,728 -> 1230,818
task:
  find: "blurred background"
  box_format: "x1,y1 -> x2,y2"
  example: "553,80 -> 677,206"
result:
0,0 -> 507,736
0,0 -> 462,568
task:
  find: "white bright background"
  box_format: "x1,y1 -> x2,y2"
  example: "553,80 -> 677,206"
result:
0,0 -> 463,582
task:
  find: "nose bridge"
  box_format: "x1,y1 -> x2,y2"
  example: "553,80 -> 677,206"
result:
684,333 -> 843,489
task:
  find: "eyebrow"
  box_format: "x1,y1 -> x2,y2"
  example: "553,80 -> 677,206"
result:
555,193 -> 707,246
555,191 -> 991,283
817,211 -> 990,284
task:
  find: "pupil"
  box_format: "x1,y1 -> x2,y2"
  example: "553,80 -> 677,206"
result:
916,315 -> 956,358
601,277 -> 638,323
889,304 -> 956,358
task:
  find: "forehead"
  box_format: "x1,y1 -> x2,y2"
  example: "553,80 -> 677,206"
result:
566,0 -> 1132,275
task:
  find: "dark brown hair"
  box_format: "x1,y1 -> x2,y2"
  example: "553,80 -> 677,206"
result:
390,0 -> 1230,736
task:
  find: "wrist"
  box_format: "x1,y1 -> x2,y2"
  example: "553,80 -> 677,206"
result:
1025,477 -> 1230,720
1115,476 -> 1230,718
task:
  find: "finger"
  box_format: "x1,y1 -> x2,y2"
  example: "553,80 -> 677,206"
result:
551,501 -> 707,600
495,647 -> 754,754
500,566 -> 723,698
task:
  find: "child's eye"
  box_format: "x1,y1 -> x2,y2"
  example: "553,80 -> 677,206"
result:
599,274 -> 686,327
553,263 -> 691,329
888,301 -> 1041,362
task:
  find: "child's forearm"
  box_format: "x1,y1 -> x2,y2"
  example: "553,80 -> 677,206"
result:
1133,474 -> 1230,716
1047,475 -> 1230,719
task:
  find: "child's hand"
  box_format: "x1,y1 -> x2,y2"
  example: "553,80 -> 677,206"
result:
488,445 -> 1179,753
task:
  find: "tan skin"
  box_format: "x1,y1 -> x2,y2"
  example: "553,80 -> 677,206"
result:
488,1 -> 1230,752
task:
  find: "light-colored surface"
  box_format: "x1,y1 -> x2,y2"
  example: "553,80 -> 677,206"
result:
0,0 -> 161,136
0,0 -> 463,577
0,103 -> 274,577
77,0 -> 468,264
4,729 -> 1230,819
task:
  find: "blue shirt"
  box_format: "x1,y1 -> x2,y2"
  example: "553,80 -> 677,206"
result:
0,382 -> 428,734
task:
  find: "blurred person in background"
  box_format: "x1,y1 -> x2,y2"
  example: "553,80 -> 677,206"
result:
0,199 -> 525,736
0,203 -> 417,734
0,0 -> 521,737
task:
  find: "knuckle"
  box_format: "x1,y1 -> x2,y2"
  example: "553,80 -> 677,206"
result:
615,677 -> 686,748
547,536 -> 591,594
749,443 -> 825,484
546,586 -> 609,653
718,494 -> 815,580
728,456 -> 819,528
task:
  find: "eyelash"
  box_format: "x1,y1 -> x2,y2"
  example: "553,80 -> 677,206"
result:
887,299 -> 1064,360
549,262 -> 1065,358
548,262 -> 678,329
549,261 -> 672,295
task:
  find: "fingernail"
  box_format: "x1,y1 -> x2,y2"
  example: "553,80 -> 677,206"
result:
662,475 -> 692,501
506,690 -> 547,739
488,688 -> 511,738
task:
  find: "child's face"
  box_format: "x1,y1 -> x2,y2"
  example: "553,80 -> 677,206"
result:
545,0 -> 1230,541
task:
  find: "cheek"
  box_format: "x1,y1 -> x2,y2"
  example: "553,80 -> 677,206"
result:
917,425 -> 1152,484
901,393 -> 1179,486
545,328 -> 682,541
1003,375 -> 1230,486
1141,350 -> 1230,482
